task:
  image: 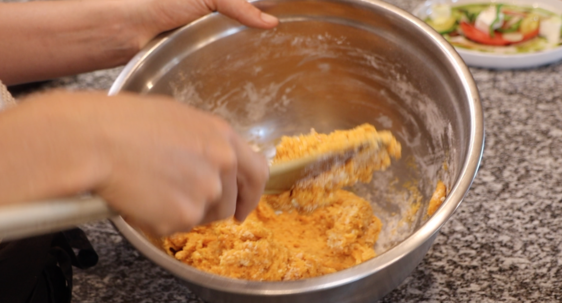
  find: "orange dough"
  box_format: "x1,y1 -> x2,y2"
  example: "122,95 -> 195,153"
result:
427,180 -> 447,216
164,191 -> 381,281
272,124 -> 401,212
163,124 -> 401,281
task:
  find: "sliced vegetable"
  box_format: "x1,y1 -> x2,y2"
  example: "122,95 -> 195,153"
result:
460,21 -> 509,45
462,10 -> 479,23
502,32 -> 524,42
489,4 -> 504,37
458,6 -> 482,23
459,4 -> 489,15
497,18 -> 522,33
520,13 -> 540,35
516,36 -> 549,53
430,4 -> 452,21
502,8 -> 527,17
539,17 -> 562,45
474,5 -> 504,35
427,16 -> 457,34
460,21 -> 539,46
424,2 -> 561,53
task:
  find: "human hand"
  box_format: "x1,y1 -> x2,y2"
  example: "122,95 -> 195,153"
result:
0,91 -> 269,236
95,92 -> 269,235
0,0 -> 278,85
130,0 -> 279,48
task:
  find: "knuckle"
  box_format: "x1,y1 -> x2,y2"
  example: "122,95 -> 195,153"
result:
206,143 -> 237,171
179,201 -> 205,228
212,116 -> 234,136
206,177 -> 223,202
221,149 -> 238,171
207,118 -> 238,170
186,206 -> 205,227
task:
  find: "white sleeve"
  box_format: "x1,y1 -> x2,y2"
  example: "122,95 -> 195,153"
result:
0,81 -> 16,111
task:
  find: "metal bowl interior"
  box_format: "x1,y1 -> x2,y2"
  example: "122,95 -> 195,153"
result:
110,0 -> 483,302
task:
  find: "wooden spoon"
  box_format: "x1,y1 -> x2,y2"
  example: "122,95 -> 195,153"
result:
0,145 -> 364,241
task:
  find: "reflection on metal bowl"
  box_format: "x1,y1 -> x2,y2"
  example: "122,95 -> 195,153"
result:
109,0 -> 484,302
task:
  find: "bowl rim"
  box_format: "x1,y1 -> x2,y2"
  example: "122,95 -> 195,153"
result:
109,0 -> 484,296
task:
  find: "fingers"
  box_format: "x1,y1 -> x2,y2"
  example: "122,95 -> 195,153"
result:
189,121 -> 267,225
95,95 -> 269,235
199,155 -> 238,225
209,0 -> 279,29
231,135 -> 269,222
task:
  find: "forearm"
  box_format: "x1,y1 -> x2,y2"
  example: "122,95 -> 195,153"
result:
0,1 -> 143,85
0,92 -> 109,204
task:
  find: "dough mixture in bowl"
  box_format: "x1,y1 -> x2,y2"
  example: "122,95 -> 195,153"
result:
164,124 -> 402,281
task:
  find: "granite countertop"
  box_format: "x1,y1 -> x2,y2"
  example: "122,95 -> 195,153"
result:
9,0 -> 562,302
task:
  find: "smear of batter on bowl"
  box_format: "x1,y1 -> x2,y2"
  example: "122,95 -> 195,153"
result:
427,180 -> 447,216
164,124 -> 401,281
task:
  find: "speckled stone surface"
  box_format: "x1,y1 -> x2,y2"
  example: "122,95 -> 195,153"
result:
7,0 -> 562,302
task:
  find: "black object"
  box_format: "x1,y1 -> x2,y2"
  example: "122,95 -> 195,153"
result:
0,228 -> 98,303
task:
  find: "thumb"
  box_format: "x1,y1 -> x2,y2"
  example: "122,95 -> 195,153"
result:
209,0 -> 279,29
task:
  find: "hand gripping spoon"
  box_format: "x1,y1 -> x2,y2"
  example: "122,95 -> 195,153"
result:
0,135 -> 392,241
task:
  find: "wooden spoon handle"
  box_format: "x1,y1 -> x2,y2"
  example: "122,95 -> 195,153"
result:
0,196 -> 116,242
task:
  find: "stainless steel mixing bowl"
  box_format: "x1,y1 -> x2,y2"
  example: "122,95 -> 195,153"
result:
109,0 -> 484,302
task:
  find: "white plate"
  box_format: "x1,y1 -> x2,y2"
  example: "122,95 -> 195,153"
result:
413,0 -> 562,69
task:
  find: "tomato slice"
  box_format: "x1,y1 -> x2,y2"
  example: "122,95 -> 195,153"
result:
460,22 -> 539,46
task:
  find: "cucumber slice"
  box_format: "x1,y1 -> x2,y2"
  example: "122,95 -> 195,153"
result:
521,13 -> 540,34
427,16 -> 457,34
455,4 -> 488,14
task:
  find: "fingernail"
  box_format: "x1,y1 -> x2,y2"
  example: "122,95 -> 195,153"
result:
260,12 -> 278,25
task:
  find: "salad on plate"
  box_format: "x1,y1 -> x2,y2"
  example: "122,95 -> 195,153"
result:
425,3 -> 562,54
